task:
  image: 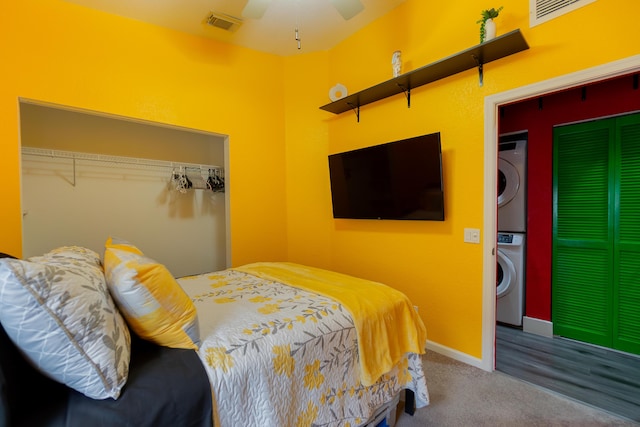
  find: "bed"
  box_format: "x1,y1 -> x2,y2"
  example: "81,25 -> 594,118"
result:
181,262 -> 429,426
0,244 -> 429,427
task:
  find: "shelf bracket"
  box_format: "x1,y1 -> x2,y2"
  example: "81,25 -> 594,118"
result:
397,83 -> 411,108
347,102 -> 360,122
472,54 -> 484,87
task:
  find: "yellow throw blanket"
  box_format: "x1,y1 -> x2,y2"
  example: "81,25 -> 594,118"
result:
233,262 -> 427,386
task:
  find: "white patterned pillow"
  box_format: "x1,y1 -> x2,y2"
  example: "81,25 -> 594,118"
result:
0,246 -> 131,400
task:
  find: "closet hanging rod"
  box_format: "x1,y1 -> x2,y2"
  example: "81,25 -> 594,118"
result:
21,147 -> 223,172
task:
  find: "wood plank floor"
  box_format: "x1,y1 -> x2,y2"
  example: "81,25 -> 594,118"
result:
495,324 -> 640,423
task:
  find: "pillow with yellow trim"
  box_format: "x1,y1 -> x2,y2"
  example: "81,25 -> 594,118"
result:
103,237 -> 200,350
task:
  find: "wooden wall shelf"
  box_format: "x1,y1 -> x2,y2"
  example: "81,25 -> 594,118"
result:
320,29 -> 529,120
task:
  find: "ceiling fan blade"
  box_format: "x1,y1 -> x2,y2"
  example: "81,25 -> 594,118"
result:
242,0 -> 271,19
330,0 -> 365,20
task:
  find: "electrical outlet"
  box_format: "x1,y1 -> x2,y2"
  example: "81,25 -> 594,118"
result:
464,228 -> 481,244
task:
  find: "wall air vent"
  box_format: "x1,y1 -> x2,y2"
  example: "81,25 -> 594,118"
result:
205,12 -> 242,32
530,0 -> 596,27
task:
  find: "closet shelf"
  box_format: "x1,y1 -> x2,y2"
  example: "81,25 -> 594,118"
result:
21,147 -> 225,191
21,147 -> 223,171
320,29 -> 529,118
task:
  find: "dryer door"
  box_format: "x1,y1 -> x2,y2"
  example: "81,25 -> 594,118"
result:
497,158 -> 520,208
496,249 -> 515,298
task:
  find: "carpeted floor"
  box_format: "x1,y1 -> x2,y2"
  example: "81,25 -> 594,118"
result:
393,351 -> 639,427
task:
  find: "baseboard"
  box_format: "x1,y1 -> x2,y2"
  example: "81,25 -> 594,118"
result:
426,340 -> 484,370
523,316 -> 553,338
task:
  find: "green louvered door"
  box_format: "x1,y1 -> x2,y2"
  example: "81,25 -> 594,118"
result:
552,113 -> 640,355
614,114 -> 640,353
553,119 -> 613,347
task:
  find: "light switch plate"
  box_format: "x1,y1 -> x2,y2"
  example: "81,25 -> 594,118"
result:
464,228 -> 481,244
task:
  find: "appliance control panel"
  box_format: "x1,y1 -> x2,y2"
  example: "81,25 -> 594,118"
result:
497,233 -> 524,246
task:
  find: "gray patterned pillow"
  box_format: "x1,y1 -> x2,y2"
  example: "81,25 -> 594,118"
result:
0,246 -> 131,400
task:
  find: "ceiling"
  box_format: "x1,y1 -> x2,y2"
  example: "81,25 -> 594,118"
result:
62,0 -> 407,56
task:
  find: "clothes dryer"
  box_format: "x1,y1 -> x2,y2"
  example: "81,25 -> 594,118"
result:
497,232 -> 525,326
498,139 -> 527,232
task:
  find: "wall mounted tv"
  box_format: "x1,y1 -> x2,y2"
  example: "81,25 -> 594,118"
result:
328,132 -> 445,221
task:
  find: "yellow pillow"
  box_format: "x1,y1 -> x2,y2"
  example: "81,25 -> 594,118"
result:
103,237 -> 199,350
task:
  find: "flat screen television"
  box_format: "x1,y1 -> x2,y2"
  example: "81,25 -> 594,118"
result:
328,132 -> 444,221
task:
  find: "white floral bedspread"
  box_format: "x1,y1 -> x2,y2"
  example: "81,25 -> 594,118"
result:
179,268 -> 429,427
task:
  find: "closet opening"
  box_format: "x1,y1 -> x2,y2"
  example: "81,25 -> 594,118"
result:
18,99 -> 231,278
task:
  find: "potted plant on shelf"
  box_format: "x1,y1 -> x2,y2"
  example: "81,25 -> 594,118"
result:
477,6 -> 503,43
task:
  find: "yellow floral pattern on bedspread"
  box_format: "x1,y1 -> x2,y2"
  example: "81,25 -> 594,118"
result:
180,268 -> 429,427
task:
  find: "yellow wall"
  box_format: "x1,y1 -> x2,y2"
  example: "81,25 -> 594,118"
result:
0,0 -> 288,265
2,0 -> 639,361
283,52 -> 334,269
285,0 -> 640,358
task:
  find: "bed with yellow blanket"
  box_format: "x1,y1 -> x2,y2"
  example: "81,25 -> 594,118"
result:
179,262 -> 430,427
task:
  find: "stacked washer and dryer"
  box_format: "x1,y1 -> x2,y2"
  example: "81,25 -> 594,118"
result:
497,133 -> 527,326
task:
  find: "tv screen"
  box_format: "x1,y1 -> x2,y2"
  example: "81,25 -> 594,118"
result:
328,132 -> 444,221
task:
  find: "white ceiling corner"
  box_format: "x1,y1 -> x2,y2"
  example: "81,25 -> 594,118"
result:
61,0 -> 408,56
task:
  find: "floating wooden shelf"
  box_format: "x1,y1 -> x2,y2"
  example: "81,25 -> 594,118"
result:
320,29 -> 529,120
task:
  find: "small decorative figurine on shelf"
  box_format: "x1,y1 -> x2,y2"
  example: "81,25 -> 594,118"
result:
392,50 -> 402,78
477,6 -> 503,43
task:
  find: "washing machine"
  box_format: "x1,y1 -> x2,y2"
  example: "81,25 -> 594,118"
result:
496,232 -> 525,326
498,139 -> 527,232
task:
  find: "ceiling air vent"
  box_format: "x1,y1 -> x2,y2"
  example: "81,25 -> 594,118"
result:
530,0 -> 596,27
205,12 -> 242,32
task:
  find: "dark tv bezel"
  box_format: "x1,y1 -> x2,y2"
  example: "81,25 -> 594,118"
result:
328,132 -> 444,221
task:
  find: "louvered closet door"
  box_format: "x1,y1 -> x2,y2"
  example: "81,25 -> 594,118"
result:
614,114 -> 640,354
553,113 -> 640,355
553,119 -> 614,347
